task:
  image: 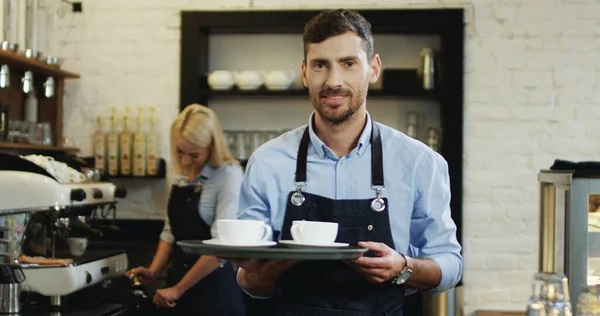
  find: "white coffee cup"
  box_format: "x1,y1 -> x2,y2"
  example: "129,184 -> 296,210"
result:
291,220 -> 338,245
67,237 -> 88,256
217,219 -> 273,245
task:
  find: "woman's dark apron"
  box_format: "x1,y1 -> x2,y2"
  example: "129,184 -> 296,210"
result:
165,181 -> 246,316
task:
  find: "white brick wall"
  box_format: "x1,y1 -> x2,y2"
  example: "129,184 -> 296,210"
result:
40,0 -> 600,314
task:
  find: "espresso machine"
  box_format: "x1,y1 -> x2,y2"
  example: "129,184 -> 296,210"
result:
0,152 -> 129,314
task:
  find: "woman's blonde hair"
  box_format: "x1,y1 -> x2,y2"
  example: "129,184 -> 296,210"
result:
170,104 -> 238,175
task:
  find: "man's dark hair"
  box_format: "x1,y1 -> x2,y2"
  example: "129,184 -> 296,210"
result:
302,9 -> 374,60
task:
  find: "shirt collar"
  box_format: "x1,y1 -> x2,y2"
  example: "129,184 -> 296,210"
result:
200,164 -> 214,179
307,111 -> 373,159
190,164 -> 213,184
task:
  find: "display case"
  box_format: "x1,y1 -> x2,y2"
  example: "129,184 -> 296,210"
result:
538,164 -> 600,315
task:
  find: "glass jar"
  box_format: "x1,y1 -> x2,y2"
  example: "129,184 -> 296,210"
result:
578,285 -> 600,315
526,272 -> 572,316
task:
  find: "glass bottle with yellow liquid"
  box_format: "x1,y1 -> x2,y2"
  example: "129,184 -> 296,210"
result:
119,107 -> 133,176
146,107 -> 159,176
132,107 -> 146,177
93,116 -> 106,171
107,107 -> 120,176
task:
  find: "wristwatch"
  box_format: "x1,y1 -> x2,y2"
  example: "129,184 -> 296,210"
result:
391,253 -> 413,285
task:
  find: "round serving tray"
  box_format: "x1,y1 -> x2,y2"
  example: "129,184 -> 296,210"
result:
177,240 -> 368,260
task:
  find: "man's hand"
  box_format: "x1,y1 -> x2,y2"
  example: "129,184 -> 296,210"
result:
224,258 -> 300,296
348,241 -> 406,284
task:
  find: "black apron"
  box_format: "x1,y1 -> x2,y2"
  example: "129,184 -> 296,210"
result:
165,180 -> 246,316
251,121 -> 404,316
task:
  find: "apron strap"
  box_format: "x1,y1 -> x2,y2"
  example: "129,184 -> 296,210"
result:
294,117 -> 384,187
370,122 -> 383,187
295,127 -> 310,183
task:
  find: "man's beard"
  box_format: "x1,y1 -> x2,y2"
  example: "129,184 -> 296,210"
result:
309,84 -> 367,126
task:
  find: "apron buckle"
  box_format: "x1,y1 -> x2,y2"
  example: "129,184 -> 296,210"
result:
370,186 -> 386,212
194,181 -> 203,194
291,182 -> 306,206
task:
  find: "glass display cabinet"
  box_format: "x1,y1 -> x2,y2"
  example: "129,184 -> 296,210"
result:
538,167 -> 600,315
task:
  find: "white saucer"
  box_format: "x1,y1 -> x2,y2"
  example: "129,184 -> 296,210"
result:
279,240 -> 350,248
202,239 -> 277,247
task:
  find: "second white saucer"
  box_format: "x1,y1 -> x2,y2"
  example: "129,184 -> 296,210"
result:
279,240 -> 350,248
203,239 -> 277,247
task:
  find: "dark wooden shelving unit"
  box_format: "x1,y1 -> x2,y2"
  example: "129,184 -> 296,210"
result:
0,50 -> 80,152
0,50 -> 80,79
180,9 -> 464,316
180,8 -> 464,238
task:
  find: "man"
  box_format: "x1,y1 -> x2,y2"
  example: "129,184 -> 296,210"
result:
234,8 -> 463,316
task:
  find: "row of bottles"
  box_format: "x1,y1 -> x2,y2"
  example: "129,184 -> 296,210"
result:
93,106 -> 159,177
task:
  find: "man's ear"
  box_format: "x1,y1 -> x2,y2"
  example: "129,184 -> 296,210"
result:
369,54 -> 382,84
301,59 -> 308,88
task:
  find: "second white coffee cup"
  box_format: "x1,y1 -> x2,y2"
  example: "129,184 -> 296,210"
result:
217,219 -> 273,245
291,220 -> 338,245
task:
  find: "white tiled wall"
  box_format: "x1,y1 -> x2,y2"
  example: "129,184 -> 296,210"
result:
36,0 -> 600,314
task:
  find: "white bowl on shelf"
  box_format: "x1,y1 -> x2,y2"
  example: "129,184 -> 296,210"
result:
234,71 -> 263,90
264,70 -> 296,90
207,70 -> 235,90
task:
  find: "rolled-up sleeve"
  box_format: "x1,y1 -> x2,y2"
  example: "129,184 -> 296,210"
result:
411,152 -> 463,294
159,213 -> 175,244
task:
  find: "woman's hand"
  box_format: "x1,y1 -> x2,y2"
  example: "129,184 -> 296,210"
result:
125,266 -> 157,284
153,286 -> 183,308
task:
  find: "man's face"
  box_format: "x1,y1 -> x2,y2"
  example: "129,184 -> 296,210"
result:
302,31 -> 381,126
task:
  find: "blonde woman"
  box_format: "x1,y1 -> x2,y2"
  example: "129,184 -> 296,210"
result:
126,104 -> 246,315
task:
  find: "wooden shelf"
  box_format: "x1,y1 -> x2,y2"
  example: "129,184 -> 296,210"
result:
183,10 -> 455,35
199,88 -> 435,99
200,88 -> 307,97
475,311 -> 525,316
110,158 -> 167,179
109,174 -> 165,179
80,157 -> 167,180
0,50 -> 80,78
0,141 -> 79,153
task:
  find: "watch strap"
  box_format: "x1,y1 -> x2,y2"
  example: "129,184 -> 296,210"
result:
392,253 -> 413,285
399,253 -> 413,271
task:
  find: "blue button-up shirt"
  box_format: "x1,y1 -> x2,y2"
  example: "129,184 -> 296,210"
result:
237,112 -> 463,294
